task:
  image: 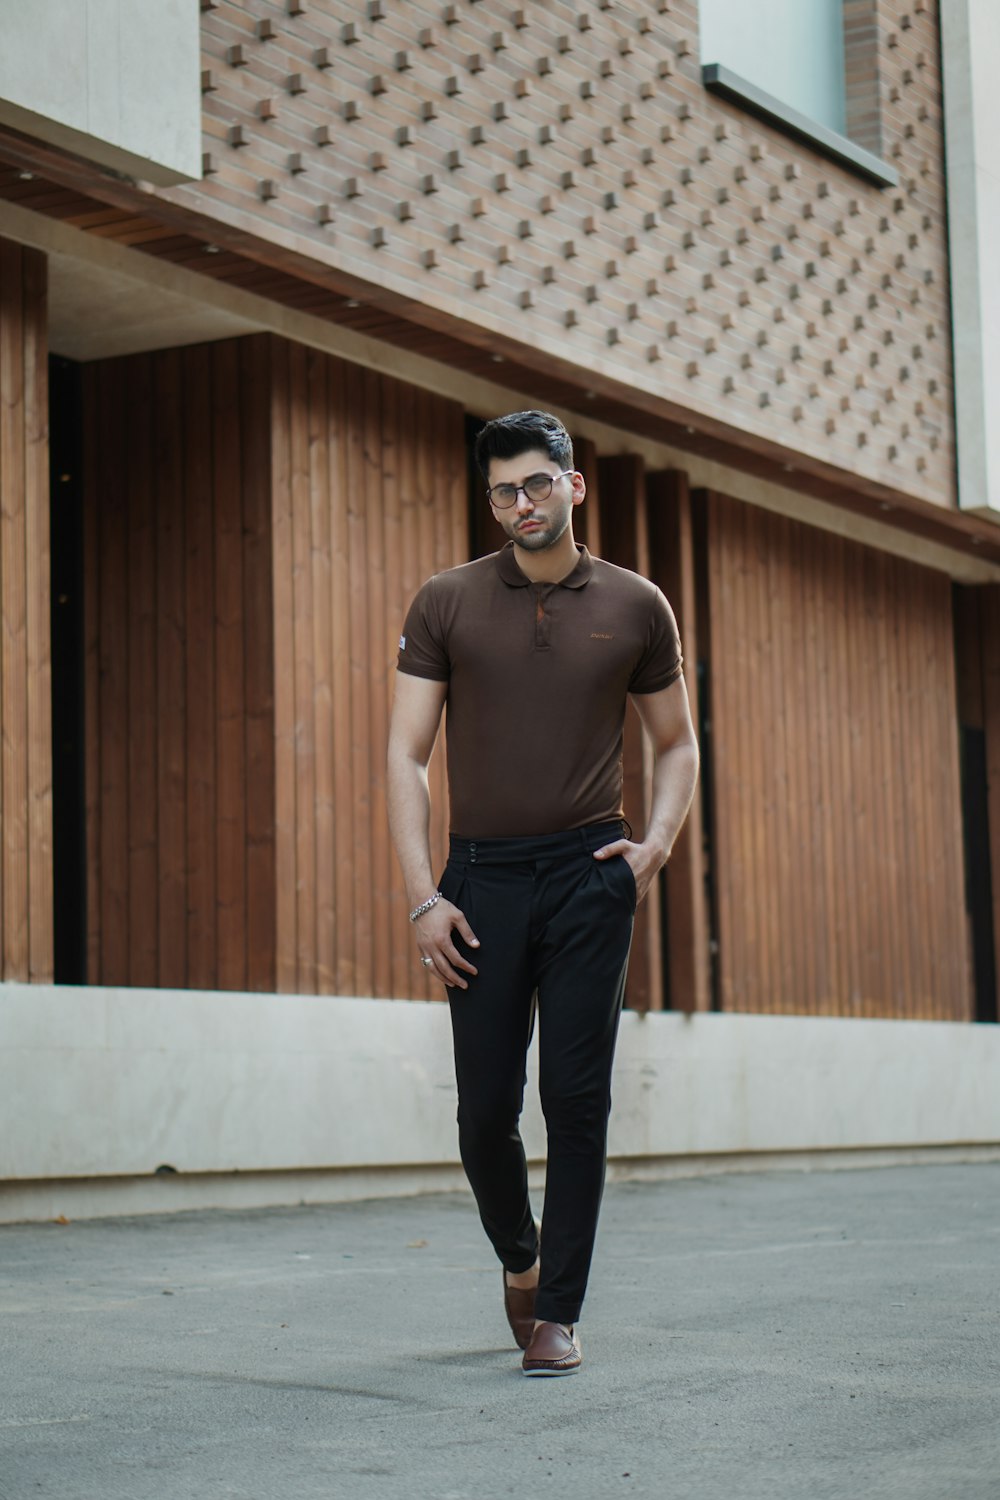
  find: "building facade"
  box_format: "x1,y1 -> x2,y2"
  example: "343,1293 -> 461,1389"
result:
2,0 -> 999,1218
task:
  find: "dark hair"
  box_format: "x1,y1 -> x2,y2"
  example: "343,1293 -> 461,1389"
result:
473,410 -> 574,481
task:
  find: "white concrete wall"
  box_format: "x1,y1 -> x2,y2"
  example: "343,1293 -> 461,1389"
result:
0,0 -> 200,185
941,0 -> 1000,521
2,985 -> 998,1192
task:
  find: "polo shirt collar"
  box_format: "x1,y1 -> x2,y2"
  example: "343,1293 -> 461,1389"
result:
494,541 -> 595,589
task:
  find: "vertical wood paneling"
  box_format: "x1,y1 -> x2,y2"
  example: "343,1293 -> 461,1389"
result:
0,241 -> 28,979
396,376 -> 435,1002
307,347 -> 335,994
97,360 -> 129,985
82,366 -> 100,985
153,349 -> 187,989
572,436 -> 601,556
326,353 -> 354,995
597,453 -> 664,1013
380,374 -> 409,1002
0,238 -> 52,981
270,338 -> 297,993
239,335 -> 276,992
125,354 -> 157,987
289,342 -> 316,994
213,339 -> 247,993
264,345 -> 466,998
646,470 -> 710,1013
705,490 -> 971,1021
85,334 -> 275,992
183,347 -> 217,991
346,364 -> 373,995
364,366 -> 392,1001
22,249 -> 52,981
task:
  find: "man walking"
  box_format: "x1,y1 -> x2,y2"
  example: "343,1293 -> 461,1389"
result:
387,411 -> 699,1376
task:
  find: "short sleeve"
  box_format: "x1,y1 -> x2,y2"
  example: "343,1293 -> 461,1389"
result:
628,587 -> 683,694
396,577 -> 450,682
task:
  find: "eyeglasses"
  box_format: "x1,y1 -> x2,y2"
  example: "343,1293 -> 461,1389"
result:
486,470 -> 574,509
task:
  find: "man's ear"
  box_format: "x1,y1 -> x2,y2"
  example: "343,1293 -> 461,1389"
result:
571,471 -> 587,506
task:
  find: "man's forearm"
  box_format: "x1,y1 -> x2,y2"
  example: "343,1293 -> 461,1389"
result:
642,741 -> 700,866
386,752 -> 439,909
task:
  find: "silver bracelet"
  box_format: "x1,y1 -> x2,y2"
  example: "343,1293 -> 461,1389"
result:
409,892 -> 442,923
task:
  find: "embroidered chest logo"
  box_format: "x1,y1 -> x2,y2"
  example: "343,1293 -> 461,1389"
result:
590,632 -> 614,640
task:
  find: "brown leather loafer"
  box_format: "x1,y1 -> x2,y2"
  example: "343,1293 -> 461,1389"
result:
503,1270 -> 537,1350
522,1321 -> 582,1376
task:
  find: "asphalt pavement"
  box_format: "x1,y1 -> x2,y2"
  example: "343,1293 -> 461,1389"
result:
2,1161 -> 999,1500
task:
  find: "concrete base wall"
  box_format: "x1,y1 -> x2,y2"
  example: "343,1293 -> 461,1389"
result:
2,985 -> 999,1221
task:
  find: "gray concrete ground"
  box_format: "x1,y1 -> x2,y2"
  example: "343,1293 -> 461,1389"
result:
1,1162 -> 998,1500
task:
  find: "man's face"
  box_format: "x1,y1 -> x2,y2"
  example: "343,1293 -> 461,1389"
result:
486,448 -> 583,553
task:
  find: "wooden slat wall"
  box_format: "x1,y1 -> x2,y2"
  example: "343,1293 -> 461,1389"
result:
646,469 -> 711,1013
270,343 -> 466,997
705,489 -> 971,1019
0,236 -> 52,981
84,334 -> 276,990
597,453 -> 664,1012
572,435 -> 601,557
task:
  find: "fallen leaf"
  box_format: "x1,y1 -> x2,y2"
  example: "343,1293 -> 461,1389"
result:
406,1239 -> 428,1249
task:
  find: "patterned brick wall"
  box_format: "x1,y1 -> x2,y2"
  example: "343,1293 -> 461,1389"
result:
183,0 -> 951,507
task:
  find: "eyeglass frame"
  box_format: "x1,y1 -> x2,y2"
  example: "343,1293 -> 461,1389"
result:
485,469 -> 576,509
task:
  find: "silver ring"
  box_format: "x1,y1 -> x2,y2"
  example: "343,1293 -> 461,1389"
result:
421,956 -> 433,968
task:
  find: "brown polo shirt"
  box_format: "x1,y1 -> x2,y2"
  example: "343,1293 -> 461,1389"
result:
397,542 -> 683,837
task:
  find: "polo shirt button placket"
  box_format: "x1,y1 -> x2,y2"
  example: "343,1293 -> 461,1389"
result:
469,841 -> 477,864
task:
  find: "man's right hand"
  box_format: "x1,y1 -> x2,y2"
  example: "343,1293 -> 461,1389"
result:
414,899 -> 480,989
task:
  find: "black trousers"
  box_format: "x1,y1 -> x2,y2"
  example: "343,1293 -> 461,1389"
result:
440,820 -> 636,1326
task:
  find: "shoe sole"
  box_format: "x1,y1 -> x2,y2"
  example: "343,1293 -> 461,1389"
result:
522,1364 -> 580,1377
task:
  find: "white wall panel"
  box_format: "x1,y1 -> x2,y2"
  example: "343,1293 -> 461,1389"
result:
0,0 -> 200,184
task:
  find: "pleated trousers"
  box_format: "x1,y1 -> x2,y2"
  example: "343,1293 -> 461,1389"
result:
441,819 -> 636,1325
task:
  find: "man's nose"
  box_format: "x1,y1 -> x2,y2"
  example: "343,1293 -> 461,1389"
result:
515,488 -> 535,512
